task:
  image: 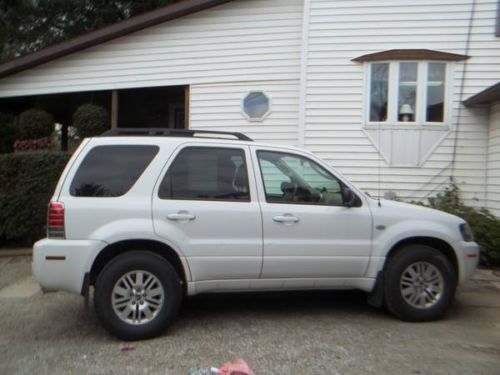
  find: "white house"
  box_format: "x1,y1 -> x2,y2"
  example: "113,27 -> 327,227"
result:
0,0 -> 499,214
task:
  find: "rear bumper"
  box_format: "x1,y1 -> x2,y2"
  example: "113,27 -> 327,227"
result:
454,240 -> 479,284
32,238 -> 106,294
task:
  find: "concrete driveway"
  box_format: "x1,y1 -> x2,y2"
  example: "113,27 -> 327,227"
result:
0,255 -> 499,375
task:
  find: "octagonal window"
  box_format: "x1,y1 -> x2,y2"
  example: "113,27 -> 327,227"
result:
242,91 -> 271,121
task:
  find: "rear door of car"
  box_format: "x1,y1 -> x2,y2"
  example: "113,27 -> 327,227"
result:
152,143 -> 262,281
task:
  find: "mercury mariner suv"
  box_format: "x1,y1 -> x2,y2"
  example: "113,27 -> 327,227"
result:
33,128 -> 479,340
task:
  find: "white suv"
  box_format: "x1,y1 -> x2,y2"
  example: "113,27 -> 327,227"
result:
33,129 -> 479,340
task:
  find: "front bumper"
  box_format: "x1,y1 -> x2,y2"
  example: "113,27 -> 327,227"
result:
454,240 -> 480,284
32,238 -> 106,295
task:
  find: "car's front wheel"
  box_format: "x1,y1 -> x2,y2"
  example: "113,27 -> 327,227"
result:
94,251 -> 182,340
384,245 -> 456,321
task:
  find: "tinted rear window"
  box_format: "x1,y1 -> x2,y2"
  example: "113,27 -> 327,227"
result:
70,145 -> 159,197
158,147 -> 250,201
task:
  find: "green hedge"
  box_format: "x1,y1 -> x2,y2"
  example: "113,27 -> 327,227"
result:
415,184 -> 500,266
0,112 -> 18,153
0,151 -> 70,245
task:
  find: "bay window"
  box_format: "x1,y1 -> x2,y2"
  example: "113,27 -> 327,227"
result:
367,61 -> 449,126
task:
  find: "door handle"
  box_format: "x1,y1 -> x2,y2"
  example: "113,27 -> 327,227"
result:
167,212 -> 196,221
273,214 -> 299,224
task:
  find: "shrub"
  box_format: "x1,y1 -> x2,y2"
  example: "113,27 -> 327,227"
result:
420,184 -> 500,266
0,112 -> 18,153
18,108 -> 54,140
73,103 -> 109,138
0,151 -> 70,245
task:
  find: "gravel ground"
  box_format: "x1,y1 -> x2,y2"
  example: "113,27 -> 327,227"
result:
0,256 -> 32,290
0,255 -> 499,374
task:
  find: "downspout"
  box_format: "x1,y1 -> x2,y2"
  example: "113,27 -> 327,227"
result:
450,0 -> 476,179
297,0 -> 311,148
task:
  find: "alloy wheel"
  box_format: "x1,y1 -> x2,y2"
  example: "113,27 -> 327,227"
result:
111,270 -> 165,325
400,261 -> 444,309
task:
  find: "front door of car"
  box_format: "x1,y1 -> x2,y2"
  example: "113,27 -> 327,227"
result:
251,147 -> 373,279
152,144 -> 262,281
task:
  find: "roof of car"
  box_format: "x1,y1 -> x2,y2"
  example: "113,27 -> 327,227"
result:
100,128 -> 253,141
94,130 -> 306,153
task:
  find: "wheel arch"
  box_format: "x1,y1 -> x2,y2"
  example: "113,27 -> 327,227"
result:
368,236 -> 459,308
386,236 -> 458,280
89,239 -> 188,292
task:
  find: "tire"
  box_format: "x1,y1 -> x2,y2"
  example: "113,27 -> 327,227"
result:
94,251 -> 182,340
383,245 -> 456,322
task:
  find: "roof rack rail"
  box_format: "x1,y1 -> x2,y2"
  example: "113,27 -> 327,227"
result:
100,128 -> 253,141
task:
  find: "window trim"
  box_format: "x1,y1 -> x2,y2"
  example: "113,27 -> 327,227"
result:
241,90 -> 272,122
255,149 -> 361,207
157,145 -> 252,203
364,60 -> 453,128
353,49 -> 469,62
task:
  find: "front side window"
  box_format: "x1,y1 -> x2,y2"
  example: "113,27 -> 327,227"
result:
159,147 -> 250,201
367,61 -> 448,125
257,151 -> 351,207
70,145 -> 159,197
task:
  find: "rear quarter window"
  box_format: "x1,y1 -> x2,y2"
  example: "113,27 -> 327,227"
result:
70,145 -> 159,197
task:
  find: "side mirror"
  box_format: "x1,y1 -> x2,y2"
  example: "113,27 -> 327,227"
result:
342,186 -> 357,208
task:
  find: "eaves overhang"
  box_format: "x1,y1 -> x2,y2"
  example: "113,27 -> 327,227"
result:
464,81 -> 500,107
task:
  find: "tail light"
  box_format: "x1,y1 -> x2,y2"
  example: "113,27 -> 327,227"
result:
48,202 -> 65,239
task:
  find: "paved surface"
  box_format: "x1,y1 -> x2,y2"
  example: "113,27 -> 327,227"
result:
0,256 -> 499,375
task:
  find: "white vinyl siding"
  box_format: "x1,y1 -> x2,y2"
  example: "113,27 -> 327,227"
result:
304,0 -> 500,207
0,0 -> 303,97
190,80 -> 300,146
487,101 -> 500,216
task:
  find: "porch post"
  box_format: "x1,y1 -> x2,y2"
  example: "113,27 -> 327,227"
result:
111,90 -> 119,128
61,124 -> 68,151
184,85 -> 190,129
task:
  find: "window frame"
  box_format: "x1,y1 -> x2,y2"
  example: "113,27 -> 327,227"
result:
157,145 -> 252,203
364,60 -> 453,128
241,90 -> 272,122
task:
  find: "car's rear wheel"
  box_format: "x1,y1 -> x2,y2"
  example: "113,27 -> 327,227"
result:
94,251 -> 182,340
384,245 -> 456,321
